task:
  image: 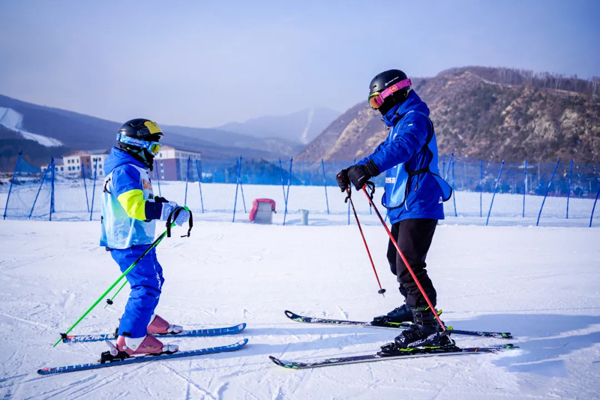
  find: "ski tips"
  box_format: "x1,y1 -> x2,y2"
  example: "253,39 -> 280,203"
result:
268,355 -> 282,366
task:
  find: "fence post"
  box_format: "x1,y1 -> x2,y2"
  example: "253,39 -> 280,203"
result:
278,158 -> 286,203
195,160 -> 204,213
321,159 -> 330,215
451,153 -> 457,217
486,160 -> 505,226
590,186 -> 600,227
479,160 -> 483,218
283,157 -> 293,226
566,159 -> 573,219
3,152 -> 22,220
82,164 -> 90,213
442,155 -> 447,180
232,157 -> 242,222
445,153 -> 453,179
522,160 -> 527,218
154,160 -> 162,197
50,157 -> 55,221
536,159 -> 560,226
239,156 -> 247,213
29,158 -> 51,219
89,158 -> 99,221
184,156 -> 190,207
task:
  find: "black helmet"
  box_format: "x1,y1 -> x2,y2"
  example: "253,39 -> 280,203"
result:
116,118 -> 164,169
368,69 -> 412,115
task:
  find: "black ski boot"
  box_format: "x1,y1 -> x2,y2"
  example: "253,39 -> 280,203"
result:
372,304 -> 413,326
380,306 -> 455,354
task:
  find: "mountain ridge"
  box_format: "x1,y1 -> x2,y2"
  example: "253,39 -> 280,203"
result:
296,67 -> 600,164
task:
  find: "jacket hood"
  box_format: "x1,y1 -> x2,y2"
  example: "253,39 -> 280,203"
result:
104,147 -> 147,175
381,90 -> 430,127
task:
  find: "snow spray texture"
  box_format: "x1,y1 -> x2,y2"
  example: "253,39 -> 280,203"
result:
100,148 -> 165,249
359,91 -> 452,224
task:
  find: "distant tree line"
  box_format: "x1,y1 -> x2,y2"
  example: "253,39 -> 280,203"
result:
440,66 -> 600,97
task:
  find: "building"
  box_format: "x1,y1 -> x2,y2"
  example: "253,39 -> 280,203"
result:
41,159 -> 65,175
63,150 -> 87,177
49,146 -> 201,181
81,149 -> 110,179
152,145 -> 202,181
48,149 -> 110,179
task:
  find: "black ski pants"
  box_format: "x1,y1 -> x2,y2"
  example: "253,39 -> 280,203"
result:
386,218 -> 438,309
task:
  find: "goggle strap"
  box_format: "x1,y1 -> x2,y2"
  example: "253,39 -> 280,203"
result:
117,134 -> 161,154
379,78 -> 411,100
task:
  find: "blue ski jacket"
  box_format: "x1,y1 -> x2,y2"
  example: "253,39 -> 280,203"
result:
359,91 -> 452,224
100,148 -> 163,249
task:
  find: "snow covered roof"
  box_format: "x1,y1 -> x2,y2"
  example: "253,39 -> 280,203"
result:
87,149 -> 111,155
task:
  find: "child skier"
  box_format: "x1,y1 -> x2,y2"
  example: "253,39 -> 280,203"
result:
100,118 -> 190,356
336,70 -> 453,352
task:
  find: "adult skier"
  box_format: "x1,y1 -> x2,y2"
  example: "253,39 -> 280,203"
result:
336,70 -> 453,351
100,118 -> 190,356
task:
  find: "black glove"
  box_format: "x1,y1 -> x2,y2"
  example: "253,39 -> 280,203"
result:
336,168 -> 350,192
347,160 -> 380,190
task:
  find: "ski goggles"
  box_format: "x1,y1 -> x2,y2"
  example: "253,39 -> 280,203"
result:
368,78 -> 412,109
117,134 -> 162,155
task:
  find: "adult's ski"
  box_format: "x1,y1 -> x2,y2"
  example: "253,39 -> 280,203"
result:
270,343 -> 517,369
61,323 -> 247,344
285,310 -> 512,339
38,338 -> 248,375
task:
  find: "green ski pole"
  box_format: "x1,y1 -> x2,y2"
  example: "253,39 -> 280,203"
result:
53,207 -> 192,347
104,280 -> 128,308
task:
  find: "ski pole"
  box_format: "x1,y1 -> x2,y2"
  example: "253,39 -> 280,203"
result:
104,280 -> 127,308
361,185 -> 446,331
345,188 -> 386,297
104,207 -> 194,307
53,207 -> 192,347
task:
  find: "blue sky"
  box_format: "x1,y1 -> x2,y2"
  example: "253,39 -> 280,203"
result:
1,0 -> 598,127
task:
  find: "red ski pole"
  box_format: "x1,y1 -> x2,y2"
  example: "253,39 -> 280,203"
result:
346,188 -> 386,297
361,185 -> 446,331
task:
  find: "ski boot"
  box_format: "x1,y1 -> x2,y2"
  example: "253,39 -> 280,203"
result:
372,304 -> 413,326
101,334 -> 179,363
147,314 -> 183,335
379,306 -> 456,355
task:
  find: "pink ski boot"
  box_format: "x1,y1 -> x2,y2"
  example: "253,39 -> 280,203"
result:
147,314 -> 183,335
114,334 -> 178,356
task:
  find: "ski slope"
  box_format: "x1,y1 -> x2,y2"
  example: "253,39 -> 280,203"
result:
0,108 -> 63,147
0,218 -> 599,399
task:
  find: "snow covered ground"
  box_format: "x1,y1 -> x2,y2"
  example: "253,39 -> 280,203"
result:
1,217 -> 599,399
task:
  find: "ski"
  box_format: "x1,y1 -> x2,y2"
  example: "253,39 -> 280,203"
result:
284,310 -> 512,339
270,343 -> 517,369
38,338 -> 248,375
61,323 -> 247,344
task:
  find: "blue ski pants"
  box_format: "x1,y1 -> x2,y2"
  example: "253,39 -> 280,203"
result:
111,245 -> 164,338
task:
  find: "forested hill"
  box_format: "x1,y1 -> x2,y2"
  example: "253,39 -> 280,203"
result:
296,67 -> 600,164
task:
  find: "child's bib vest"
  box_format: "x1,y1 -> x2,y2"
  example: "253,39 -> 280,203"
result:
100,164 -> 156,249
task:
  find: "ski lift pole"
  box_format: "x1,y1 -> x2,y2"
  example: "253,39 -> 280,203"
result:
53,208 -> 192,347
361,184 -> 445,331
346,188 -> 385,297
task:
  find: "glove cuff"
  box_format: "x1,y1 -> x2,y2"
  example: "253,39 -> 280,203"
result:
365,159 -> 381,177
